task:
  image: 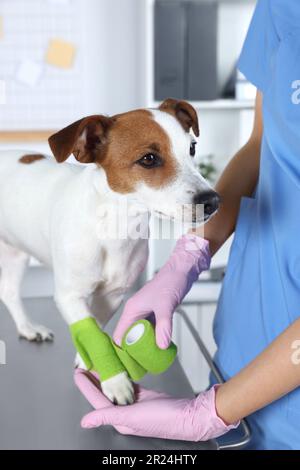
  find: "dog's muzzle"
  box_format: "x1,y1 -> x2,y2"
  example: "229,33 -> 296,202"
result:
192,190 -> 220,221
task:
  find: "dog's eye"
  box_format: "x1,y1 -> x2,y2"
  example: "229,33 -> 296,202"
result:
136,153 -> 162,169
190,141 -> 197,157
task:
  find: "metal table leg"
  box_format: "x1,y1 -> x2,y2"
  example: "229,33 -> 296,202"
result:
175,306 -> 251,450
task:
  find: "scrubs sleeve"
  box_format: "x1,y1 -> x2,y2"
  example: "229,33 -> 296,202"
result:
237,0 -> 280,93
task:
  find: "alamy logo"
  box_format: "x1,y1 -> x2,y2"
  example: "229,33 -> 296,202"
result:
291,80 -> 300,104
0,340 -> 6,365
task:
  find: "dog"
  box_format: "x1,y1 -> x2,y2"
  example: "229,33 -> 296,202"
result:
0,98 -> 219,404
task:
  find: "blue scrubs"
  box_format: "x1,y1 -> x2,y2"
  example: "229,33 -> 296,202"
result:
213,0 -> 300,450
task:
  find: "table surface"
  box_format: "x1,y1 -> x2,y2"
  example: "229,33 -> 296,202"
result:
0,297 -> 217,450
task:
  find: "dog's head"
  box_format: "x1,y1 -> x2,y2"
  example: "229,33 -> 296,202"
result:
49,99 -> 219,223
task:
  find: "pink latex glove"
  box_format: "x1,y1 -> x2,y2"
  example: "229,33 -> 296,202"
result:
74,369 -> 239,441
114,234 -> 211,349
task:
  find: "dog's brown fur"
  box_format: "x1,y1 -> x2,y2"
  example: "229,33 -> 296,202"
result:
19,154 -> 45,164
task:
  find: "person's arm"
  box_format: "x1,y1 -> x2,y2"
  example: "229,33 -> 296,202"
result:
198,91 -> 263,255
216,317 -> 300,424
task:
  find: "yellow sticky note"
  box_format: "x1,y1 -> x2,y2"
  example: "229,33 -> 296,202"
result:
46,39 -> 76,69
0,16 -> 3,40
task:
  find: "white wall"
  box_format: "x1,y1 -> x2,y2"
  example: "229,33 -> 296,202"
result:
81,0 -> 145,116
218,0 -> 255,92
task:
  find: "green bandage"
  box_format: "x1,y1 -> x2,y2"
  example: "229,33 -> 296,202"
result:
70,317 -> 126,382
122,320 -> 177,374
111,342 -> 146,381
70,318 -> 177,383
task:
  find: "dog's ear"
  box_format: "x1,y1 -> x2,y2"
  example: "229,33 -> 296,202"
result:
48,115 -> 114,164
159,98 -> 199,137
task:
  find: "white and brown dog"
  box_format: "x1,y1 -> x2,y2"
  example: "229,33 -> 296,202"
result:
0,99 -> 219,404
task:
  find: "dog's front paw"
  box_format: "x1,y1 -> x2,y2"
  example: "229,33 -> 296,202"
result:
102,372 -> 135,405
18,322 -> 54,342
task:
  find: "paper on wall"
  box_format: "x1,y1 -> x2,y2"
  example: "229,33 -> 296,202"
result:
15,59 -> 43,88
46,39 -> 76,69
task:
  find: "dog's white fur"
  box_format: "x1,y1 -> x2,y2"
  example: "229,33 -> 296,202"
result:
0,109 -> 212,404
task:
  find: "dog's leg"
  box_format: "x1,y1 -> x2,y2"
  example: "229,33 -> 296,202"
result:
74,290 -> 124,374
0,240 -> 53,341
54,288 -> 134,405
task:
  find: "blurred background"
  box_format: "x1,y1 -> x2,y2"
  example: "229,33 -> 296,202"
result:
0,0 -> 256,393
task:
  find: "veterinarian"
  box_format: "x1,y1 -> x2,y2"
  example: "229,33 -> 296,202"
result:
76,0 -> 300,449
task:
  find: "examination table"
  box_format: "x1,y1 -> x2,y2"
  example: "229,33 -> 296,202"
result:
0,298 -> 249,450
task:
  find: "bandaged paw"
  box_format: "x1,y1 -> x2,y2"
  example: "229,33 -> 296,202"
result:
70,317 -> 177,405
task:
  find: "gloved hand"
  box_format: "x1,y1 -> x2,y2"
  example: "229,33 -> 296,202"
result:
114,234 -> 211,349
74,368 -> 239,441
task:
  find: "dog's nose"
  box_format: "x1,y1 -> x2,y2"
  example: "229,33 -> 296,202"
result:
193,190 -> 220,217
